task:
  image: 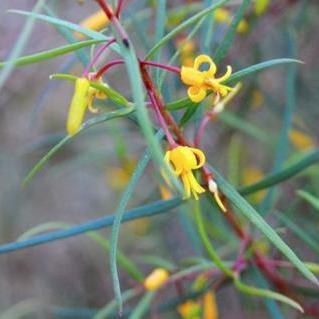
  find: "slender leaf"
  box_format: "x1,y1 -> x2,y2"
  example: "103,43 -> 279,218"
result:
22,107 -> 135,187
234,278 -> 303,312
0,40 -> 103,68
17,222 -> 144,282
145,0 -> 229,59
240,150 -> 319,195
297,190 -> 319,211
0,198 -> 183,254
0,0 -> 46,91
209,165 -> 318,284
9,10 -> 108,40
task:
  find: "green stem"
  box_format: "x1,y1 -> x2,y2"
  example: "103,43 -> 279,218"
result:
193,201 -> 234,278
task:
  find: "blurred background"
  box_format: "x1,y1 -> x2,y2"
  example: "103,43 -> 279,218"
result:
0,0 -> 318,318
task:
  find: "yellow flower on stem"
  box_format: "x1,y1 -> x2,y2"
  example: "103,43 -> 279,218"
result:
203,291 -> 218,319
165,146 -> 206,200
254,0 -> 271,16
143,268 -> 169,291
181,55 -> 233,103
67,77 -> 107,136
178,300 -> 202,319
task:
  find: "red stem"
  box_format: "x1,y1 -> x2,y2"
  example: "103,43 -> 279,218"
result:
83,38 -> 116,78
115,0 -> 124,18
94,59 -> 124,79
142,61 -> 181,74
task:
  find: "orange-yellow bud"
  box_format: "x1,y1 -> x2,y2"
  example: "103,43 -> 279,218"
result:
75,10 -> 109,39
144,268 -> 169,291
67,78 -> 90,136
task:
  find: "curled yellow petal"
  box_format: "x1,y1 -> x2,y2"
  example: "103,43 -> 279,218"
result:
194,54 -> 217,77
67,78 -> 90,136
189,147 -> 206,169
216,65 -> 232,83
188,86 -> 207,103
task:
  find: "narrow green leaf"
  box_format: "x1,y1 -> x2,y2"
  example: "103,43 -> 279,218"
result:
9,10 -> 108,40
234,278 -> 303,312
194,201 -> 234,277
146,0 -> 229,59
0,198 -> 183,254
297,190 -> 319,211
239,150 -> 319,195
17,221 -> 144,282
22,107 -> 135,187
128,292 -> 155,319
225,59 -> 303,85
93,289 -> 137,319
0,40 -> 103,68
179,103 -> 198,127
0,0 -> 46,91
0,299 -> 43,319
276,212 -> 319,255
220,111 -> 274,146
110,149 -> 151,311
209,165 -> 319,285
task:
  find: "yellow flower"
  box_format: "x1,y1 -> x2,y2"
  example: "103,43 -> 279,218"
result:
254,0 -> 271,16
215,9 -> 249,34
178,300 -> 202,319
181,55 -> 233,103
215,8 -> 231,24
67,77 -> 107,136
237,19 -> 249,34
165,146 -> 206,200
203,291 -> 218,319
75,10 -> 110,39
144,268 -> 169,291
289,129 -> 315,151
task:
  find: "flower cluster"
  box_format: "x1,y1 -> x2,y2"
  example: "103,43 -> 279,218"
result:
181,54 -> 233,103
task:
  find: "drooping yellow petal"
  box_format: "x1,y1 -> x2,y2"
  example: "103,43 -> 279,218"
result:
189,147 -> 206,169
188,86 -> 207,103
164,146 -> 206,200
185,171 -> 205,201
67,78 -> 90,136
181,172 -> 191,199
215,65 -> 232,83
